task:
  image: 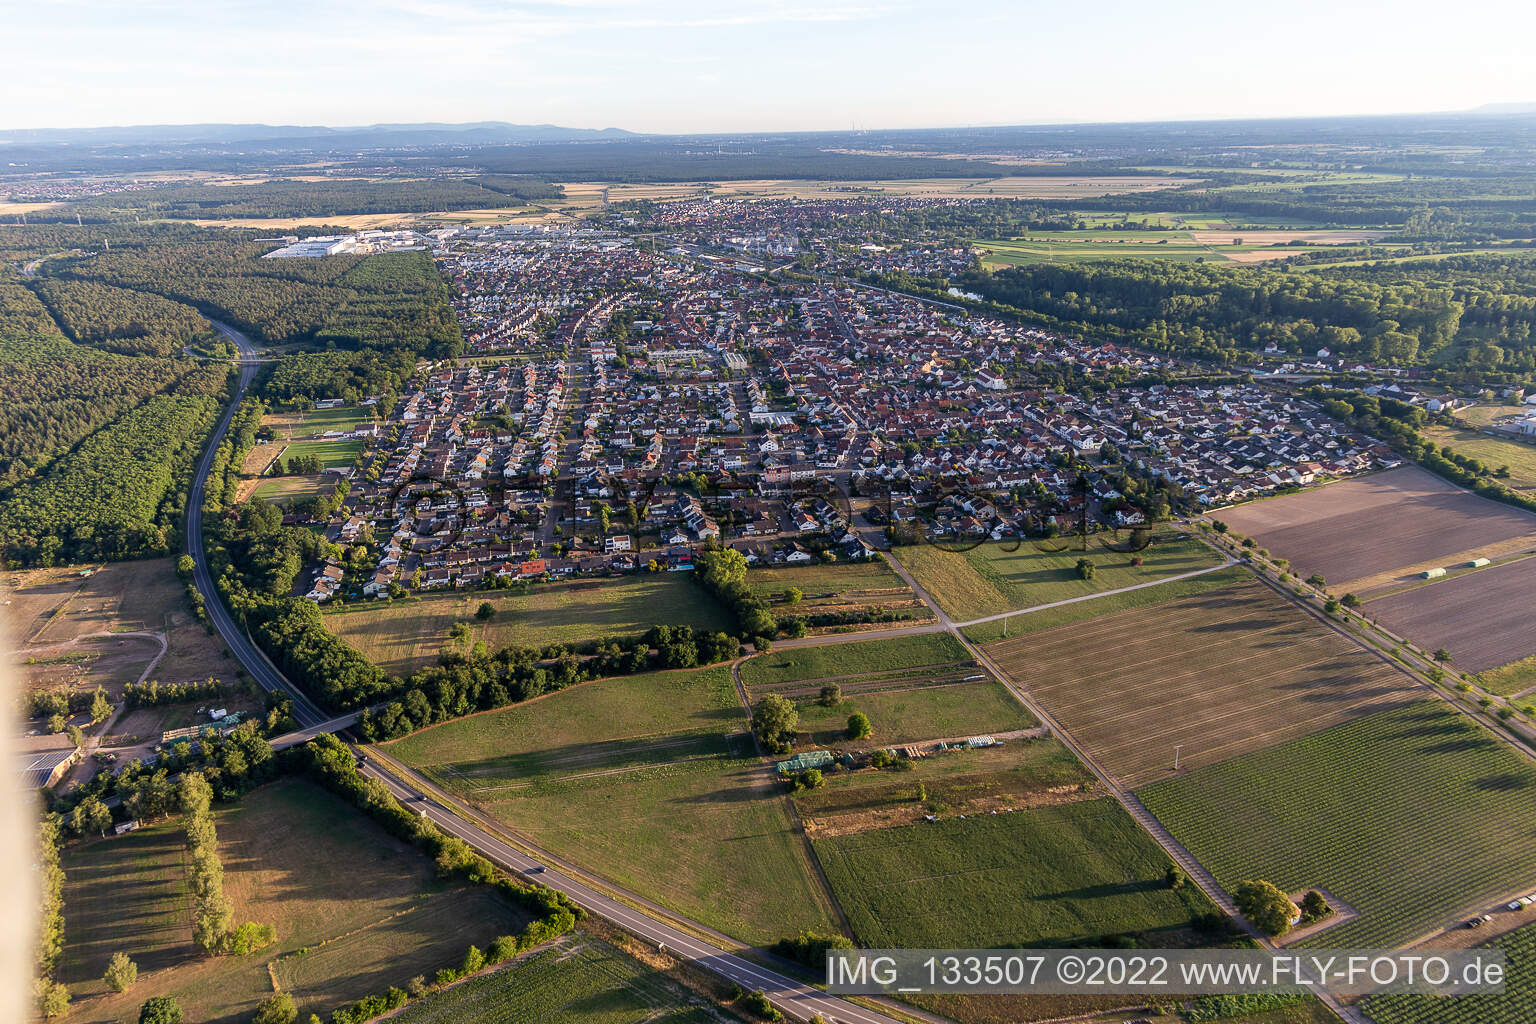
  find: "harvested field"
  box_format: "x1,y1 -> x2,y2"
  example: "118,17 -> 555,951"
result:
1364,555 -> 1536,674
739,632 -> 970,688
744,560 -> 931,634
1211,466 -> 1536,592
986,578 -> 1423,787
250,473 -> 335,505
1190,229 -> 1388,245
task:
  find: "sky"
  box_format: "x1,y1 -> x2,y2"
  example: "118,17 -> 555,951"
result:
4,0 -> 1536,133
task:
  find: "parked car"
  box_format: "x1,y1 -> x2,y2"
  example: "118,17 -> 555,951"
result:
1468,914 -> 1493,928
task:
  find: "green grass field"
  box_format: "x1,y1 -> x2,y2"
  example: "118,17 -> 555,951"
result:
962,563 -> 1249,644
739,632 -> 970,688
1474,654 -> 1536,697
815,797 -> 1214,948
973,233 -> 1308,266
57,779 -> 530,1023
744,559 -> 913,599
280,437 -> 366,469
1424,423 -> 1536,491
327,575 -> 734,673
897,530 -> 1226,623
387,934 -> 733,1024
792,679 -> 1033,747
1365,921 -> 1536,1024
1139,702 -> 1536,948
264,404 -> 373,439
385,665 -> 842,946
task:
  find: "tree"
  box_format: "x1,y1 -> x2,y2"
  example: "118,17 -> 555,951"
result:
1300,890 -> 1332,923
1212,520 -> 1229,534
1075,558 -> 1094,581
846,711 -> 872,740
752,694 -> 798,751
66,724 -> 84,748
176,554 -> 196,580
475,601 -> 495,622
1305,573 -> 1327,589
819,682 -> 842,707
36,977 -> 70,1018
91,687 -> 112,723
139,995 -> 185,1024
1434,648 -> 1452,662
1234,879 -> 1299,937
252,992 -> 296,1024
1165,863 -> 1186,891
104,951 -> 139,993
72,795 -> 112,837
1324,599 -> 1340,614
1342,593 -> 1361,608
783,586 -> 802,605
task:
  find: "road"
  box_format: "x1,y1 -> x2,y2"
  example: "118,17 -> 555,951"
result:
186,319 -> 329,729
359,752 -> 906,1024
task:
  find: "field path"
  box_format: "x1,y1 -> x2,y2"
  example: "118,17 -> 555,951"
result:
878,543 -> 1372,1024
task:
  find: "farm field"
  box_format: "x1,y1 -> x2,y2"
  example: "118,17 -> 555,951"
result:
1458,402 -> 1531,430
250,473 -> 334,505
385,934 -> 733,1024
1363,555 -> 1536,675
960,563 -> 1249,644
262,404 -> 373,439
794,737 -> 1093,837
986,578 -> 1422,787
277,437 -> 366,469
973,233 -> 1326,267
1211,466 -> 1536,592
4,558 -> 231,698
385,664 -> 841,946
57,778 -> 530,1024
789,678 -> 1035,748
894,529 -> 1225,622
1138,701 -> 1536,949
1366,921 -> 1536,1024
814,797 -> 1215,949
327,574 -> 733,673
744,559 -> 931,633
738,631 -> 970,688
1424,423 -> 1536,491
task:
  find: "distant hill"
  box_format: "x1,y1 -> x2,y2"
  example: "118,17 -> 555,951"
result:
1471,102 -> 1536,115
0,122 -> 636,149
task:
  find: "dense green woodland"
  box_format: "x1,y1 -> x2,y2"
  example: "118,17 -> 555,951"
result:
30,277 -> 213,356
29,177 -> 559,221
951,254 -> 1536,372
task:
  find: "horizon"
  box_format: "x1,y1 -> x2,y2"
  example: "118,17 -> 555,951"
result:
7,0 -> 1536,134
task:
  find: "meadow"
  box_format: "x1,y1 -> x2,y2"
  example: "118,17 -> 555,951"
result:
278,437 -> 366,469
895,529 -> 1224,623
743,559 -> 931,632
1424,423 -> 1536,491
814,797 -> 1214,948
790,678 -> 1034,748
385,664 -> 841,946
251,473 -> 334,505
385,934 -> 732,1024
327,575 -> 733,673
738,632 -> 970,688
1138,702 -> 1536,948
263,403 -> 373,439
57,779 -> 530,1023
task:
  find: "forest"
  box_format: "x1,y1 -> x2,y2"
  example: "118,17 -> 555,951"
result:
949,254 -> 1536,373
29,277 -> 214,356
0,371 -> 228,565
34,176 -> 560,221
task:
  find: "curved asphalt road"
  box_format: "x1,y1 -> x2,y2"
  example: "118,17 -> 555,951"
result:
360,757 -> 903,1024
186,319 -> 329,729
186,320 -> 901,1023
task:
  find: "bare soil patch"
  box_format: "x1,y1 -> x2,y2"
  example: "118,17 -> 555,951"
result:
1212,466 -> 1536,591
1363,555 -> 1536,673
986,577 -> 1423,787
